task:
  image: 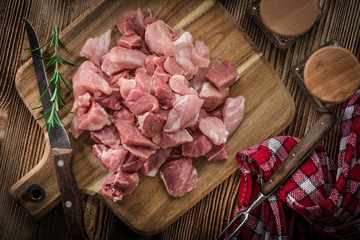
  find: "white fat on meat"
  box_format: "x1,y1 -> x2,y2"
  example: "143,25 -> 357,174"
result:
169,75 -> 197,95
223,96 -> 245,135
80,29 -> 111,67
90,124 -> 121,148
163,94 -> 204,132
145,20 -> 175,56
158,129 -> 193,149
92,144 -> 128,172
199,116 -> 229,145
122,144 -> 156,160
117,77 -> 136,99
173,31 -> 197,75
101,171 -> 139,202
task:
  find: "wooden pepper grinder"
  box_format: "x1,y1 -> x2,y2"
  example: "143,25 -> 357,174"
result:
304,46 -> 360,104
260,0 -> 318,37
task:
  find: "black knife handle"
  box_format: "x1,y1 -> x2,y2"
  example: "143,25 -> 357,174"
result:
52,148 -> 89,240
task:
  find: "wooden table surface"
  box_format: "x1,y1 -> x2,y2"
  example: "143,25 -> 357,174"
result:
1,0 -> 359,239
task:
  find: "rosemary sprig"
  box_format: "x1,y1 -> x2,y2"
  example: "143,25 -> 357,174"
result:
32,23 -> 75,131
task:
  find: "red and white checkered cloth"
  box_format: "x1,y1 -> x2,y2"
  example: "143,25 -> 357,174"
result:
228,88 -> 360,239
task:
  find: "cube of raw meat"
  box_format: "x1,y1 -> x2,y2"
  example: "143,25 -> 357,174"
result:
115,8 -> 145,37
152,78 -> 175,109
160,157 -> 197,197
205,144 -> 228,161
137,112 -> 167,138
173,31 -> 197,75
154,66 -> 171,82
182,131 -> 213,157
163,94 -> 204,132
191,40 -> 210,68
145,55 -> 165,75
125,88 -> 159,115
206,60 -> 239,91
223,96 -> 245,135
135,68 -> 154,93
72,61 -> 112,101
163,56 -> 184,76
71,101 -> 111,138
186,108 -> 208,133
169,75 -> 197,95
199,116 -> 229,145
80,29 -> 111,68
117,34 -> 142,49
90,124 -> 120,148
117,77 -> 136,99
122,144 -> 156,160
199,82 -> 229,111
101,171 -> 139,202
94,84 -> 122,110
101,47 -> 146,76
141,148 -> 172,177
112,108 -> 135,123
145,20 -> 175,56
114,119 -> 159,149
190,67 -> 208,91
121,154 -> 143,172
158,129 -> 193,149
92,144 -> 128,172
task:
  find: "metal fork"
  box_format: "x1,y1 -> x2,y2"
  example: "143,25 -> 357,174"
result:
217,113 -> 337,239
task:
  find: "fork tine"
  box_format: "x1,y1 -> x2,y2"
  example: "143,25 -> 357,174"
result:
226,213 -> 248,239
217,211 -> 245,240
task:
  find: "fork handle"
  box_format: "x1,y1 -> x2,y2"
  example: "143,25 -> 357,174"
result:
261,113 -> 337,196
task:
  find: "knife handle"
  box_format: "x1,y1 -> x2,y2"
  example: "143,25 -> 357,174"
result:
261,113 -> 337,196
52,148 -> 89,240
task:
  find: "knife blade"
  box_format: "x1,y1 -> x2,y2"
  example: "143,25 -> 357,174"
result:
24,18 -> 89,240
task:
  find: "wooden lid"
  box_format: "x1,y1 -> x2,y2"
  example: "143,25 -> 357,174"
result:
260,0 -> 318,37
304,46 -> 360,104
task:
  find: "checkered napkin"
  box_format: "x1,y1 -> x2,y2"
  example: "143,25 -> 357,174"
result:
228,88 -> 360,239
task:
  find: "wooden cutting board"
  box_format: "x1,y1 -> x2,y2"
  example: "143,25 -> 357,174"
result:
11,0 -> 295,235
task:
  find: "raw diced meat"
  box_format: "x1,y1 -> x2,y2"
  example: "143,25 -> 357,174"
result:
199,116 -> 229,145
80,30 -> 111,67
163,94 -> 204,132
182,131 -> 213,157
160,157 -> 197,197
137,112 -> 166,138
73,101 -> 111,134
141,148 -> 172,177
73,61 -> 112,100
205,144 -> 228,160
94,84 -> 122,110
154,66 -> 171,82
191,67 -> 208,91
173,31 -> 197,75
115,8 -> 145,37
210,109 -> 223,120
122,144 -> 156,159
121,154 -> 143,172
191,40 -> 210,68
113,108 -> 135,123
93,144 -> 128,172
158,129 -> 193,149
206,60 -> 239,91
70,104 -> 88,138
114,120 -> 159,149
145,55 -> 156,75
135,68 -> 154,93
152,78 -> 175,109
117,34 -> 142,49
223,96 -> 245,135
91,125 -> 120,148
186,108 -> 208,133
101,47 -> 147,76
77,93 -> 91,107
164,56 -> 184,75
109,70 -> 131,85
118,77 -> 136,99
101,171 -> 139,202
169,75 -> 197,95
145,20 -> 175,56
125,88 -> 159,115
199,82 -> 229,111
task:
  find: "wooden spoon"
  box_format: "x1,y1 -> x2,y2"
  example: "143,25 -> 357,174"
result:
304,46 -> 360,104
260,0 -> 318,37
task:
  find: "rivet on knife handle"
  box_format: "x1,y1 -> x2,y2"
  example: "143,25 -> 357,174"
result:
52,148 -> 89,240
261,113 -> 337,196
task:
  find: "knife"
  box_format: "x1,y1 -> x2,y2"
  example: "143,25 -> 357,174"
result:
24,18 -> 89,240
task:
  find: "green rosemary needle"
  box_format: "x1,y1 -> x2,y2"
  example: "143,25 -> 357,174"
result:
32,23 -> 75,131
